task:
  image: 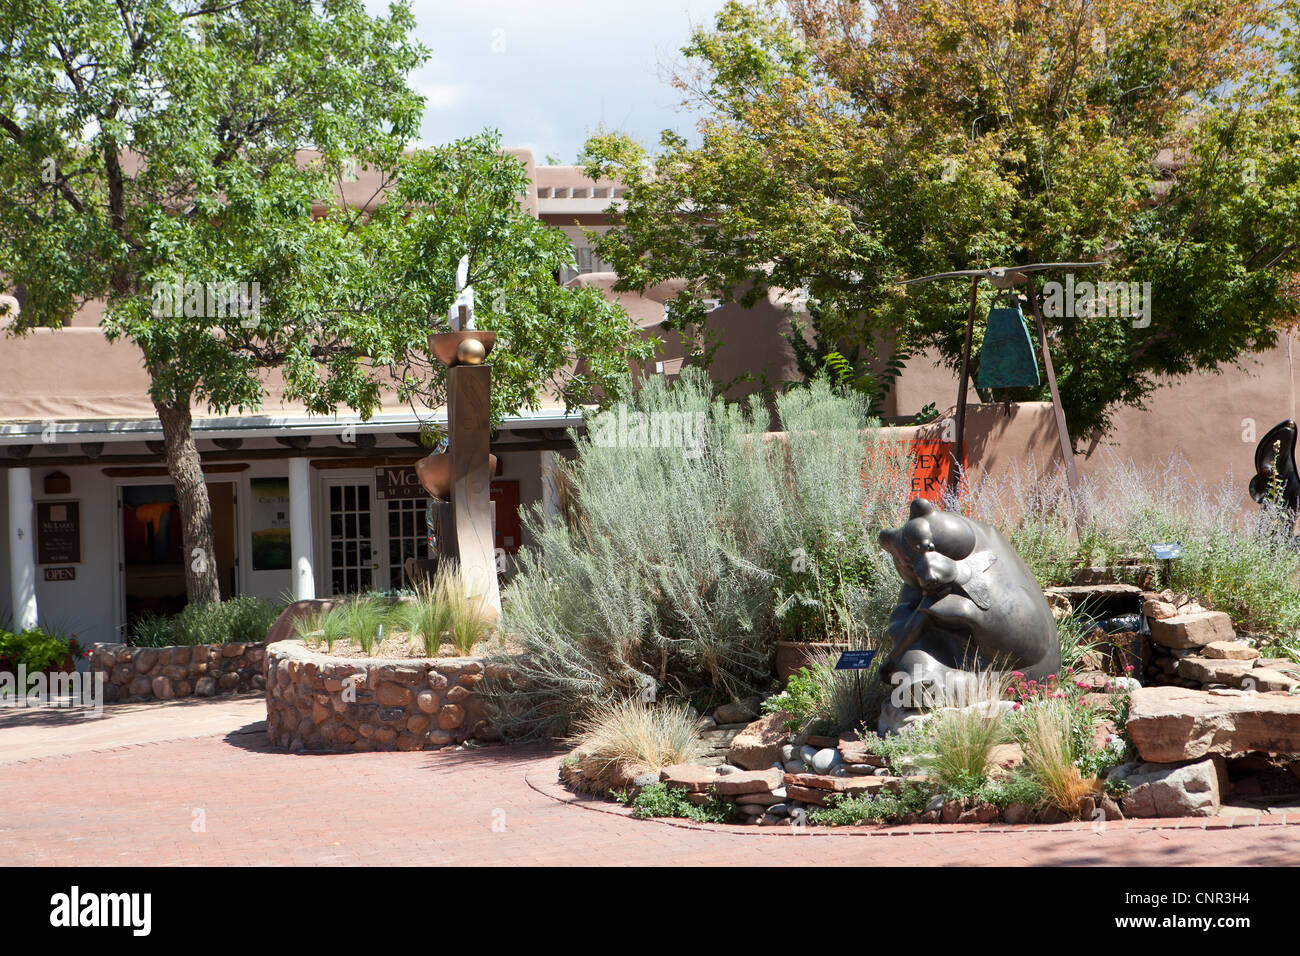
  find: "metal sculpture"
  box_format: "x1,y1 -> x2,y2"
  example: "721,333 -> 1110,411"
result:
876,498 -> 1060,732
415,258 -> 501,619
1249,419 -> 1300,515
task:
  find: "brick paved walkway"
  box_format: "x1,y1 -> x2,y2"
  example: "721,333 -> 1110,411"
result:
0,699 -> 1297,865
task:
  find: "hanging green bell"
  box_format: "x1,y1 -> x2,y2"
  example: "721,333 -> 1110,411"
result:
977,301 -> 1041,389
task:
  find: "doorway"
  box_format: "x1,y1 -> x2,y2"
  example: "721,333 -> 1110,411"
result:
119,481 -> 238,626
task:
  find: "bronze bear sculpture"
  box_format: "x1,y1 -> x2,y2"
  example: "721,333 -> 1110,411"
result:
876,498 -> 1060,724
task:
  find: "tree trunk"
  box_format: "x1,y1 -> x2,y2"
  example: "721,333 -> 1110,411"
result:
153,397 -> 223,605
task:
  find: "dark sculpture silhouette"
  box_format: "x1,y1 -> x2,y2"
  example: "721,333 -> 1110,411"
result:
876,499 -> 1060,727
1249,420 -> 1300,516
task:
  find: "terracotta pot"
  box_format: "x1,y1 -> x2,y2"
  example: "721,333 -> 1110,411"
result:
428,330 -> 496,367
416,451 -> 500,501
774,640 -> 849,683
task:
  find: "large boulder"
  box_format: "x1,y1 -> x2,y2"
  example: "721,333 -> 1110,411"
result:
727,712 -> 792,771
1113,760 -> 1220,818
1126,686 -> 1300,762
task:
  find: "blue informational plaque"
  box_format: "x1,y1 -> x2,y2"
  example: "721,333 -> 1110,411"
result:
1149,542 -> 1184,560
835,650 -> 877,671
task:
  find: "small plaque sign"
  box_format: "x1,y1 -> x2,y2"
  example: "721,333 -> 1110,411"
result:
43,567 -> 76,582
1149,541 -> 1183,560
834,650 -> 877,671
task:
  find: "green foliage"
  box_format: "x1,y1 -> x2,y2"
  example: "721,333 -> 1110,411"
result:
762,667 -> 824,732
582,0 -> 1300,443
969,454 -> 1300,636
489,370 -> 906,737
927,702 -> 1009,795
807,782 -> 931,826
129,598 -> 280,647
976,772 -> 1048,809
391,563 -> 494,657
0,628 -> 71,672
618,783 -> 738,824
0,3 -> 649,604
335,598 -> 391,656
1055,612 -> 1106,672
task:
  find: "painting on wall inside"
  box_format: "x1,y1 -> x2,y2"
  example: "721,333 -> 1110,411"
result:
250,477 -> 292,571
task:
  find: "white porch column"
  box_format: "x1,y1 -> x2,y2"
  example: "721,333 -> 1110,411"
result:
288,457 -> 315,601
7,468 -> 38,630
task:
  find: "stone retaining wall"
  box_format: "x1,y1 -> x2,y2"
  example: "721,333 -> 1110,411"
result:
90,642 -> 266,703
265,640 -> 506,752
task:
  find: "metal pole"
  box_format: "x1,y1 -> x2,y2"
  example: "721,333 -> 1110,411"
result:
1026,278 -> 1080,508
950,277 -> 980,497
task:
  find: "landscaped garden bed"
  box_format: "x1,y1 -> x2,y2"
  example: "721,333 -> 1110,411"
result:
526,374 -> 1300,829
263,571 -> 514,751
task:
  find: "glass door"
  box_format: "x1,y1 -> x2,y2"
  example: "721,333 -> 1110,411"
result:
323,478 -> 386,595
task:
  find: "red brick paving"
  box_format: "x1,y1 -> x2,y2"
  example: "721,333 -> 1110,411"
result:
1,721 -> 1298,865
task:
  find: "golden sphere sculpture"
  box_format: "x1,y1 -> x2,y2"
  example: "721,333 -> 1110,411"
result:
456,337 -> 487,365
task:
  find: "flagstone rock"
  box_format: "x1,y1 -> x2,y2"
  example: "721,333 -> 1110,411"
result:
1148,611 -> 1235,649
1246,669 -> 1300,693
660,764 -> 720,792
1126,686 -> 1300,762
711,767 -> 785,796
1203,641 -> 1259,661
1175,656 -> 1255,686
713,696 -> 763,725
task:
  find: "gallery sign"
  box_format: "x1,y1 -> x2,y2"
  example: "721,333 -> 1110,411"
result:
36,500 -> 81,564
376,465 -> 426,500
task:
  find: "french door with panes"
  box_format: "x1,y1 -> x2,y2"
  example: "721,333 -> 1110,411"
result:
386,496 -> 430,589
324,478 -> 386,595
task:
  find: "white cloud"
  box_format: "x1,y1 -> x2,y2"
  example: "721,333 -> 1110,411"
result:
363,0 -> 728,161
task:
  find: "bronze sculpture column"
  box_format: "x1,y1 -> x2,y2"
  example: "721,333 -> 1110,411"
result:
417,309 -> 501,621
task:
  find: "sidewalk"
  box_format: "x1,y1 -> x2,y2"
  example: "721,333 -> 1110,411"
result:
0,693 -> 265,764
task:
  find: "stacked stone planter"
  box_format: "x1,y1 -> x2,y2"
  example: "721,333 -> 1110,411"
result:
1141,595 -> 1300,693
90,642 -> 266,703
264,640 -> 508,752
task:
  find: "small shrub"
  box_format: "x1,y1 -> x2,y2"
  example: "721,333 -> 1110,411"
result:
977,772 -> 1048,809
762,667 -> 823,732
1016,699 -> 1100,815
338,597 -> 390,655
921,669 -> 1011,793
393,577 -> 455,656
0,628 -> 71,672
570,699 -> 706,774
618,783 -> 737,823
807,782 -> 931,826
129,598 -> 280,647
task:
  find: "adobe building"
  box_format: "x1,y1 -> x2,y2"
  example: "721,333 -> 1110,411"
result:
3,153 -> 1295,644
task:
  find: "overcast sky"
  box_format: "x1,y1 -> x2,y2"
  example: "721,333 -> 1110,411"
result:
365,0 -> 728,162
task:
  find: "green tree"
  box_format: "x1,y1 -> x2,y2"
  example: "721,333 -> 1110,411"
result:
583,0 -> 1300,438
1,0 -> 648,604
